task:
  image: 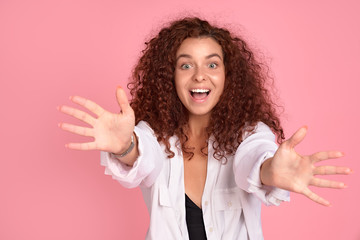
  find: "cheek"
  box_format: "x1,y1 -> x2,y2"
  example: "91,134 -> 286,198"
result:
174,77 -> 186,101
215,76 -> 226,98
211,73 -> 225,88
174,72 -> 188,91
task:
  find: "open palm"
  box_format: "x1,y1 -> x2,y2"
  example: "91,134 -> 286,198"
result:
261,127 -> 351,206
58,87 -> 135,154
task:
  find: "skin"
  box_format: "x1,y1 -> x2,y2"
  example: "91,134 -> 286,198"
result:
174,37 -> 225,122
58,87 -> 138,166
58,37 -> 352,208
260,127 -> 351,206
174,37 -> 226,208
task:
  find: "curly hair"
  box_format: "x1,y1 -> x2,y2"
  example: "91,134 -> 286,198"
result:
128,17 -> 285,161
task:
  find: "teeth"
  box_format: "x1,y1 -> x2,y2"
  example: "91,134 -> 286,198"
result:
191,89 -> 210,93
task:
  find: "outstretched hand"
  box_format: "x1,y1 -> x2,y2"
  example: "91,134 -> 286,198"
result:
260,126 -> 352,206
58,87 -> 135,154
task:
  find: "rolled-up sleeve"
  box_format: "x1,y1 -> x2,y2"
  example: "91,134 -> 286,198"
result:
100,121 -> 164,189
233,122 -> 290,206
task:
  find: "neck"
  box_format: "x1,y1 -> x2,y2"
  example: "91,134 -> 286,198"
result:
186,114 -> 210,138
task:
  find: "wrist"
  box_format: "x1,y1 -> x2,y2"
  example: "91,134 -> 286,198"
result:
260,157 -> 273,186
112,133 -> 135,158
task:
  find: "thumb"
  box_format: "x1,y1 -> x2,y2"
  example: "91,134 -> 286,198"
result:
286,126 -> 308,148
116,86 -> 131,115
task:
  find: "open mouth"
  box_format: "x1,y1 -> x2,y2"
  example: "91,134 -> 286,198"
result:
190,89 -> 210,100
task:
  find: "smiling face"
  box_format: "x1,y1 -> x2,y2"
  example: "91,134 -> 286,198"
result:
174,37 -> 225,120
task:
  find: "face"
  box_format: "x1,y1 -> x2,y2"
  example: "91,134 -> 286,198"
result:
174,37 -> 225,119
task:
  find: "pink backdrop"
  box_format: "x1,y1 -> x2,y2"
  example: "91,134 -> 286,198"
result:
1,0 -> 359,239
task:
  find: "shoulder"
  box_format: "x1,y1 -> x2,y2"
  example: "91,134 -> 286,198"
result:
136,120 -> 178,146
241,122 -> 275,141
136,120 -> 155,134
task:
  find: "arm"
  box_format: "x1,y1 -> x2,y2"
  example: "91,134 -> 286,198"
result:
58,87 -> 167,188
233,122 -> 290,206
259,126 -> 352,206
100,121 -> 164,188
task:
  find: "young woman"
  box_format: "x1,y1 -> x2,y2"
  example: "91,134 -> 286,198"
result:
58,17 -> 351,239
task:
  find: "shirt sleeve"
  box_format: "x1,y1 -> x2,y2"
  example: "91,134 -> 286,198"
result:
233,122 -> 290,206
100,121 -> 164,189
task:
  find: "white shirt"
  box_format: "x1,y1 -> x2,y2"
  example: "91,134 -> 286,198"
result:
100,121 -> 290,240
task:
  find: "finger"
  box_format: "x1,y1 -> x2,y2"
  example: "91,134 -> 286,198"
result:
286,126 -> 308,148
310,177 -> 347,189
314,165 -> 352,175
58,123 -> 94,137
65,142 -> 97,150
302,187 -> 331,206
311,151 -> 344,163
58,105 -> 96,126
116,86 -> 132,115
70,96 -> 105,117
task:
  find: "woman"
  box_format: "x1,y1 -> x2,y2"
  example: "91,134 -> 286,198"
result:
58,17 -> 351,239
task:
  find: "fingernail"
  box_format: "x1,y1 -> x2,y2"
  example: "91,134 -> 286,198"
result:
117,85 -> 122,89
58,123 -> 61,127
339,182 -> 347,188
69,96 -> 73,100
57,106 -> 60,111
337,152 -> 344,157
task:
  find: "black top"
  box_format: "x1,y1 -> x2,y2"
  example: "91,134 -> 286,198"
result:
185,194 -> 207,240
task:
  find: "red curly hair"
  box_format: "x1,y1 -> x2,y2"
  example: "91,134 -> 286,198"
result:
128,17 -> 284,161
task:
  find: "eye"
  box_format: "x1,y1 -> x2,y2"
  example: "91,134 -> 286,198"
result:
180,64 -> 192,70
208,63 -> 218,69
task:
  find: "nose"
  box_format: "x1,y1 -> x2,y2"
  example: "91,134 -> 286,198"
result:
193,67 -> 206,82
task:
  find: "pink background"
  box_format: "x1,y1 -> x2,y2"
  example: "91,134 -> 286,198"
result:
1,0 -> 359,239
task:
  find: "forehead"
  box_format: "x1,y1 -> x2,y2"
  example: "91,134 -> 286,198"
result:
176,37 -> 223,58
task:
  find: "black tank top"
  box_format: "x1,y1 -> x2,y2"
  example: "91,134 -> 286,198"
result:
185,194 -> 207,240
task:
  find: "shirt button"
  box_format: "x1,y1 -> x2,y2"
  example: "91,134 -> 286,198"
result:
209,227 -> 213,232
204,201 -> 209,206
227,201 -> 232,207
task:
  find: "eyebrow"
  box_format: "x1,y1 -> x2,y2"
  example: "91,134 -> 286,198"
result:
176,53 -> 223,62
